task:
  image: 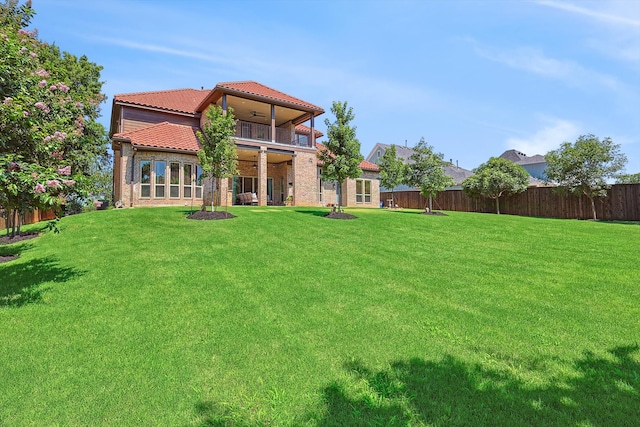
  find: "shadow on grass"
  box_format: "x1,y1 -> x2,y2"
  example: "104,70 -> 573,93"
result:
0,256 -> 83,307
191,345 -> 640,426
294,209 -> 332,217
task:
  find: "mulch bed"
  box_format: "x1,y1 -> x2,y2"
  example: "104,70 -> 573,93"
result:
0,255 -> 18,264
324,212 -> 357,220
421,211 -> 448,216
0,232 -> 40,245
186,211 -> 235,220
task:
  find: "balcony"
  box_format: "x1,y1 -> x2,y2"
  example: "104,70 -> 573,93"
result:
235,120 -> 311,148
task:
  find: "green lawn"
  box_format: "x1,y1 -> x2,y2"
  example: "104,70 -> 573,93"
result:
1,207 -> 638,426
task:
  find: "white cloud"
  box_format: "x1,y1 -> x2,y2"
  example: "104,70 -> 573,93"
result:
535,1 -> 640,67
468,40 -> 623,93
506,117 -> 582,155
535,0 -> 640,27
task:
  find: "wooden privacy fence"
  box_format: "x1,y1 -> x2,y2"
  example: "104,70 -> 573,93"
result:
382,184 -> 640,221
0,209 -> 57,231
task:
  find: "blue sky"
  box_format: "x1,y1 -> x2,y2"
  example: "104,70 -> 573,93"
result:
30,0 -> 640,173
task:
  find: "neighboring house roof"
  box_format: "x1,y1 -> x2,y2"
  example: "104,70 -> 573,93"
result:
113,122 -> 201,152
368,143 -> 471,184
444,165 -> 474,185
316,143 -> 379,172
295,124 -> 324,138
113,88 -> 211,115
499,149 -> 545,165
196,81 -> 325,114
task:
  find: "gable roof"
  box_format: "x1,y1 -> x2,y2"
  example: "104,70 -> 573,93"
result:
367,142 -> 416,162
197,81 -> 324,113
114,89 -> 210,115
113,122 -> 201,152
316,143 -> 379,172
500,149 -> 546,165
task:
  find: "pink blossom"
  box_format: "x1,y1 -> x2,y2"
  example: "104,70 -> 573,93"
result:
47,179 -> 61,189
53,131 -> 66,140
57,83 -> 70,93
35,68 -> 50,78
23,111 -> 29,117
58,166 -> 71,176
19,47 -> 27,53
34,101 -> 50,113
34,183 -> 46,194
29,51 -> 37,58
3,97 -> 12,105
38,80 -> 47,87
49,85 -> 57,91
75,102 -> 83,108
9,162 -> 20,171
62,179 -> 76,186
44,135 -> 52,143
51,151 -> 63,160
18,29 -> 28,36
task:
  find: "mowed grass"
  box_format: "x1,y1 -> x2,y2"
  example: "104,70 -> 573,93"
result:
0,207 -> 638,426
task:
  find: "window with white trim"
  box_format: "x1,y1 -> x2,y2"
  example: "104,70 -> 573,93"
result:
183,164 -> 193,198
155,161 -> 166,198
141,161 -> 151,198
356,179 -> 372,203
195,165 -> 203,198
170,162 -> 180,198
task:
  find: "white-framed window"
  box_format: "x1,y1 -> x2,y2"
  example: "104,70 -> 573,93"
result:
183,164 -> 193,198
170,162 -> 180,198
140,161 -> 151,198
195,165 -> 203,198
155,161 -> 166,198
356,179 -> 372,203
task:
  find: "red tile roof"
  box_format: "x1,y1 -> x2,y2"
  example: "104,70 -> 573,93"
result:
295,124 -> 324,138
213,81 -> 324,112
316,143 -> 379,171
114,89 -> 210,114
114,122 -> 201,152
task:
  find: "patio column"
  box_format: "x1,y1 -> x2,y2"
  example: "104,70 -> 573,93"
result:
310,114 -> 315,147
258,148 -> 267,206
221,94 -> 227,114
291,153 -> 297,206
270,104 -> 276,143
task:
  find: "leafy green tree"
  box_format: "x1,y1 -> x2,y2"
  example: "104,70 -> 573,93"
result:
0,0 -> 108,236
377,144 -> 407,207
318,101 -> 363,211
616,173 -> 640,184
196,105 -> 238,212
545,134 -> 627,220
405,138 -> 455,211
462,157 -> 529,214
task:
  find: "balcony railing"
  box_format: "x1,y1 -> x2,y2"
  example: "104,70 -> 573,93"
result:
234,120 -> 312,147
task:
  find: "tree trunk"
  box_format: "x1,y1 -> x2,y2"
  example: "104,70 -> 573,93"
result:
429,195 -> 433,212
211,177 -> 217,212
337,181 -> 342,212
495,197 -> 500,215
588,195 -> 597,220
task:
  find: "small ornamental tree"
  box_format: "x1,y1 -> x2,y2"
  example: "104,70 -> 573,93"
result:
462,157 -> 529,214
616,173 -> 640,184
0,0 -> 108,236
377,144 -> 407,207
318,101 -> 363,211
196,105 -> 238,212
545,134 -> 627,220
405,138 -> 455,211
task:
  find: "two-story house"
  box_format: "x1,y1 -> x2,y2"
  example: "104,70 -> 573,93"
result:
110,81 -> 379,208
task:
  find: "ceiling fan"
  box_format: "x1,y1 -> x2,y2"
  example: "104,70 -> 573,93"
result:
251,111 -> 266,118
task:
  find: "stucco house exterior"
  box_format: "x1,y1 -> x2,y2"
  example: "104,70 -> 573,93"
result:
110,81 -> 379,208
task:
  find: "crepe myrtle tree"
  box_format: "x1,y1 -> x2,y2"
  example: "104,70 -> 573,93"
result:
0,0 -> 108,235
318,101 -> 363,212
545,134 -> 627,220
462,157 -> 529,215
377,144 -> 407,208
196,105 -> 238,212
405,138 -> 455,211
